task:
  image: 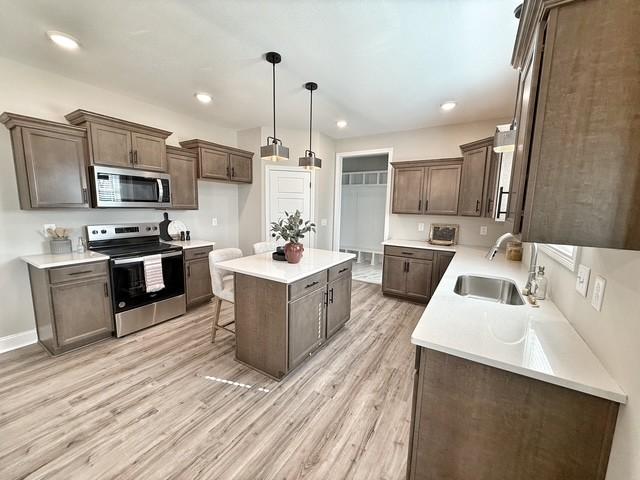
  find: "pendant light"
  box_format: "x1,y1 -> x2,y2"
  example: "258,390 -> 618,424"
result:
260,51 -> 289,162
299,82 -> 322,170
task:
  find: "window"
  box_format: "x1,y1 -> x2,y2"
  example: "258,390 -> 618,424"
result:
539,244 -> 580,271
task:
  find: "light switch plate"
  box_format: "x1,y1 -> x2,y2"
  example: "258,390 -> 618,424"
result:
480,226 -> 488,236
591,275 -> 606,311
320,218 -> 328,226
418,222 -> 425,232
211,218 -> 218,227
575,264 -> 591,297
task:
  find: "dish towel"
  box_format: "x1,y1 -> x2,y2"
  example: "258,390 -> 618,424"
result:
143,254 -> 165,293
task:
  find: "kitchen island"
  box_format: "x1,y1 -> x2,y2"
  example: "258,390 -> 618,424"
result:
216,248 -> 355,380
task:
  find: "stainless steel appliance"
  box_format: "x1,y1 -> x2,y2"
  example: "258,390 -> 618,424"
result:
87,222 -> 185,337
90,165 -> 171,208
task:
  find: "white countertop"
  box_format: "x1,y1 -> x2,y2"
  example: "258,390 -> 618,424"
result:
216,248 -> 356,284
21,251 -> 110,269
405,241 -> 626,403
382,238 -> 456,252
163,240 -> 216,250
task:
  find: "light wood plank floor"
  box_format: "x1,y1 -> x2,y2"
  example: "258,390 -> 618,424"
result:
0,281 -> 424,480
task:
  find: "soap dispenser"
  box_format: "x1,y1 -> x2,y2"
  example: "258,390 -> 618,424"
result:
535,266 -> 548,300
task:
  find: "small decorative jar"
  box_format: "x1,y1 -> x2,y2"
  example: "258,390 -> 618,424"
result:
50,238 -> 72,254
505,241 -> 523,262
284,242 -> 304,264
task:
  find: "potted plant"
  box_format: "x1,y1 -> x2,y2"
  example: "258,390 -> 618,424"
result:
270,210 -> 316,264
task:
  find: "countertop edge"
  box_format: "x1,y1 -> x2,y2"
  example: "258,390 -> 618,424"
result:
21,253 -> 110,269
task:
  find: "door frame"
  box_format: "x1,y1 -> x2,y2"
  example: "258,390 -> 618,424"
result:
332,148 -> 394,251
264,164 -> 316,248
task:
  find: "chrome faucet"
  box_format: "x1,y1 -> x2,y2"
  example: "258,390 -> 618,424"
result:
486,233 -> 539,295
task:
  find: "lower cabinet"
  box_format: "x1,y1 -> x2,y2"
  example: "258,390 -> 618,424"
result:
28,261 -> 113,355
407,347 -> 620,480
382,246 -> 454,303
235,260 -> 353,380
184,246 -> 213,308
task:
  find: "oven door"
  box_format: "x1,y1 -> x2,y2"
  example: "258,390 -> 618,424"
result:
110,250 -> 184,313
91,166 -> 171,208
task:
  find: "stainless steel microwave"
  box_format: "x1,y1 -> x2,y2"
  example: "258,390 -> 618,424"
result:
90,166 -> 171,208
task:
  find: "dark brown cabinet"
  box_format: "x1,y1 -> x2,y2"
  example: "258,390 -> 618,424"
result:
1,113 -> 90,209
407,347 -> 620,480
179,139 -> 254,184
167,146 -> 198,210
432,251 -> 454,293
458,137 -> 494,217
288,286 -> 326,370
382,246 -> 434,303
66,110 -> 171,172
27,261 -> 113,355
184,246 -> 213,308
391,159 -> 462,215
326,273 -> 352,338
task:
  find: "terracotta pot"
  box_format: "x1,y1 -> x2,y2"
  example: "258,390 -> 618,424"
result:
284,242 -> 304,264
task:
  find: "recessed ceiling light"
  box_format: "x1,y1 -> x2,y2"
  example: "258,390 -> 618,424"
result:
46,31 -> 80,50
195,93 -> 212,104
336,120 -> 348,129
440,101 -> 457,111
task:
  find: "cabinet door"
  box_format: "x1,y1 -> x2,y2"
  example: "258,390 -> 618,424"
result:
382,255 -> 407,296
185,258 -> 213,307
326,274 -> 352,338
168,151 -> 198,209
51,277 -> 113,348
425,165 -> 461,215
21,127 -> 89,208
288,288 -> 325,371
405,258 -> 433,302
432,251 -> 454,293
131,132 -> 167,172
89,123 -> 132,168
484,150 -> 500,218
392,167 -> 425,214
459,146 -> 488,216
229,153 -> 252,183
200,148 -> 229,180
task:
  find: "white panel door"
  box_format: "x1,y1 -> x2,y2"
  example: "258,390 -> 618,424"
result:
267,168 -> 313,247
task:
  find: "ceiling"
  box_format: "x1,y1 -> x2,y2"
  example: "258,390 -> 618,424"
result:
0,0 -> 521,139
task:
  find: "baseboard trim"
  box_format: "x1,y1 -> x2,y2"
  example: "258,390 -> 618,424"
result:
0,329 -> 38,353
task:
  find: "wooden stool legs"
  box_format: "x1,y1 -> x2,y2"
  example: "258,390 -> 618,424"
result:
211,297 -> 235,343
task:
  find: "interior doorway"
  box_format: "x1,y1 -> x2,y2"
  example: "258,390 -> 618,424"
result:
333,148 -> 393,284
265,165 -> 315,248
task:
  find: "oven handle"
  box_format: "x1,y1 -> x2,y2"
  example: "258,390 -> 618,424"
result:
112,251 -> 183,265
157,178 -> 163,203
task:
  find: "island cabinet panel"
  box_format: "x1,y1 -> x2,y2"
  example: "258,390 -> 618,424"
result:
1,113 -> 90,209
407,348 -> 619,480
167,146 -> 198,210
233,262 -> 352,381
28,262 -> 114,355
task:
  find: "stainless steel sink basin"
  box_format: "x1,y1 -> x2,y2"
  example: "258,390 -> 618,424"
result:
454,275 -> 525,305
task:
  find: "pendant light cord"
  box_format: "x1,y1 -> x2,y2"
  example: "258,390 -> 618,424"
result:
272,61 -> 277,143
309,88 -> 313,152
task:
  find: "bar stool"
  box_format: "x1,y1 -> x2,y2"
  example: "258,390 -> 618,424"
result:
209,248 -> 243,342
252,241 -> 277,254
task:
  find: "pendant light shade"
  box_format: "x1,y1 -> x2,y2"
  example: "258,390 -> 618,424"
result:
493,129 -> 516,153
261,52 -> 289,162
299,82 -> 322,170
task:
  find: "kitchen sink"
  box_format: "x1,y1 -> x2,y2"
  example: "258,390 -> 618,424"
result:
454,275 -> 525,305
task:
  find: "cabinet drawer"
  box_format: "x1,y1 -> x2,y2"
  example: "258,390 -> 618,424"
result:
384,246 -> 434,260
184,246 -> 213,261
328,261 -> 352,282
49,261 -> 108,284
288,270 -> 327,302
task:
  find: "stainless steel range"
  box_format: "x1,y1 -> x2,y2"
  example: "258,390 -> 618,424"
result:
86,222 -> 185,337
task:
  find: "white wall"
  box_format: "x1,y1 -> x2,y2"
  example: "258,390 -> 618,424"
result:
0,57 -> 240,338
335,119 -> 511,247
533,245 -> 640,480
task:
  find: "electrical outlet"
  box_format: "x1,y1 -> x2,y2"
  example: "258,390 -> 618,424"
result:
320,218 -> 327,226
418,223 -> 425,232
575,264 -> 591,297
211,218 -> 218,227
480,225 -> 488,236
43,223 -> 56,237
591,275 -> 606,311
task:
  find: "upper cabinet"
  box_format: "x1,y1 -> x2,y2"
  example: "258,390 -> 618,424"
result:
507,0 -> 640,249
65,110 -> 171,172
459,137 -> 497,218
179,139 -> 254,184
391,159 -> 462,215
1,113 -> 90,209
166,146 -> 198,210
